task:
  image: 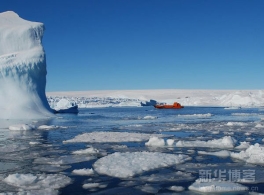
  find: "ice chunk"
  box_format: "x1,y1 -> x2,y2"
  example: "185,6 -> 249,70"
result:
63,132 -> 168,143
142,115 -> 157,120
226,122 -> 247,126
235,142 -> 250,150
33,165 -> 71,173
167,185 -> 185,192
37,125 -> 58,130
145,137 -> 165,147
176,136 -> 237,149
198,150 -> 231,158
33,155 -> 96,165
9,124 -> 35,131
166,139 -> 175,146
72,147 -> 99,155
255,123 -> 264,128
72,168 -> 94,176
231,143 -> 264,165
0,11 -> 54,119
138,170 -> 194,182
82,183 -> 107,189
178,113 -> 212,118
135,184 -> 160,194
93,152 -> 190,178
189,179 -> 248,192
3,173 -> 71,190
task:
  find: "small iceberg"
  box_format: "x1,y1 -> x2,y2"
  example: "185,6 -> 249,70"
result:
53,99 -> 78,113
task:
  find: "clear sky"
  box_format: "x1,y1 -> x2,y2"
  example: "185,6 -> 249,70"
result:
1,0 -> 264,91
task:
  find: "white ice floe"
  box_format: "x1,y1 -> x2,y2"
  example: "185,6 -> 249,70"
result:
189,179 -> 248,192
145,136 -> 237,149
167,185 -> 185,192
37,125 -> 59,130
176,136 -> 237,149
82,183 -> 107,190
135,184 -> 160,194
93,152 -> 190,178
138,170 -> 194,182
235,142 -> 250,150
226,122 -> 248,126
1,189 -> 59,195
29,141 -> 41,145
3,173 -> 71,190
33,155 -> 96,165
255,123 -> 264,128
231,143 -> 264,165
0,144 -> 29,153
178,113 -> 212,118
72,168 -> 94,176
9,124 -> 35,131
198,150 -> 231,158
72,147 -> 100,155
142,115 -> 157,120
33,165 -> 71,173
63,132 -> 167,143
166,139 -> 175,146
145,137 -> 165,147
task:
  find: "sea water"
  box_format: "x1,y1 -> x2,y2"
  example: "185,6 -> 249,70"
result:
0,106 -> 264,194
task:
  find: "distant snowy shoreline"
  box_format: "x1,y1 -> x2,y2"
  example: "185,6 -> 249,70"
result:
47,89 -> 264,108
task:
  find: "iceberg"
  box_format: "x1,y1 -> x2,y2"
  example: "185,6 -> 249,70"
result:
0,11 -> 53,119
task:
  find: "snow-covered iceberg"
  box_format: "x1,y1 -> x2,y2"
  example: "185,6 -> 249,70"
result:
0,11 -> 53,119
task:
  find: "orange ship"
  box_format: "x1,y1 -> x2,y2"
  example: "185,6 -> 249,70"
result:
154,102 -> 184,109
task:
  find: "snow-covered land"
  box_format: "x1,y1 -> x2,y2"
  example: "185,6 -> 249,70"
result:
0,11 -> 53,119
47,89 -> 264,108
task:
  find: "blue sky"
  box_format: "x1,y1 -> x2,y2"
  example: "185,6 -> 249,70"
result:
1,0 -> 264,91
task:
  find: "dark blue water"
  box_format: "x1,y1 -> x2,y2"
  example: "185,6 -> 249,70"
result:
0,106 -> 264,194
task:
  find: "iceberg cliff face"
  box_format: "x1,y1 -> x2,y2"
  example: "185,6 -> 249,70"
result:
0,11 -> 53,119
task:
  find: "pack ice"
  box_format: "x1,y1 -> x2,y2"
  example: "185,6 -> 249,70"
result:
0,11 -> 53,119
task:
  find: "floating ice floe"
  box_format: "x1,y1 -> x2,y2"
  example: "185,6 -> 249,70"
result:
33,165 -> 71,173
72,168 -> 95,176
198,150 -> 231,158
72,147 -> 100,155
1,189 -> 59,195
142,115 -> 157,120
82,182 -> 108,190
93,152 -> 190,178
145,137 -> 165,147
135,184 -> 160,194
9,124 -> 35,131
167,185 -> 185,192
189,179 -> 248,192
231,143 -> 264,165
255,123 -> 264,128
138,170 -> 194,182
0,144 -> 29,153
3,173 -> 71,190
226,122 -> 248,126
33,155 -> 96,165
176,136 -> 237,149
53,98 -> 79,113
144,136 -> 237,149
37,125 -> 60,130
235,142 -> 250,150
63,132 -> 168,143
178,113 -> 212,118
